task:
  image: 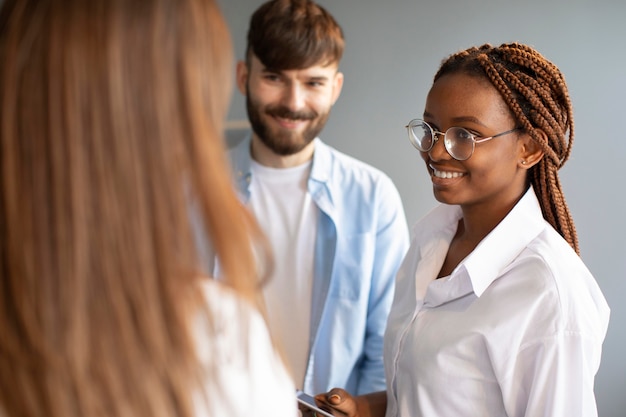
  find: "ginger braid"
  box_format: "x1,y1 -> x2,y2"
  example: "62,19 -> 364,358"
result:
434,42 -> 579,254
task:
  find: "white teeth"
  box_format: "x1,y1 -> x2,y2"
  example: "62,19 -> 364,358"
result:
432,168 -> 464,179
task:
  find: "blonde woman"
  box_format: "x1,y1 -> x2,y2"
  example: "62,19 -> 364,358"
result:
0,0 -> 297,416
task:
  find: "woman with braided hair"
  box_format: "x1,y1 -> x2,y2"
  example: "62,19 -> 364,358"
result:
312,42 -> 609,417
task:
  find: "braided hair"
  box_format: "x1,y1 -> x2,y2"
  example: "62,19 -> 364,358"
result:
434,42 -> 579,254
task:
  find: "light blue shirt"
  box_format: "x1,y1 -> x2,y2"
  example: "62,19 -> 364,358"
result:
230,137 -> 410,395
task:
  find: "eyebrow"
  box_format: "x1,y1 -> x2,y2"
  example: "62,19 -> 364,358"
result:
423,111 -> 488,128
307,75 -> 330,82
261,68 -> 330,83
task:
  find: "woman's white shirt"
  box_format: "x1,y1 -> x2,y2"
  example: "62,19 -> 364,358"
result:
195,280 -> 298,417
384,187 -> 610,417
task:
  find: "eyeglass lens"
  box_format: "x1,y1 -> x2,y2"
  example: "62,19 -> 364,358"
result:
407,120 -> 475,160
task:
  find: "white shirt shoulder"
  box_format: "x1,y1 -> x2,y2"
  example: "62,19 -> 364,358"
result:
195,280 -> 298,417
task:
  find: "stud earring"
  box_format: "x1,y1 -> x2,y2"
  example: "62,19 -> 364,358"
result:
521,160 -> 527,165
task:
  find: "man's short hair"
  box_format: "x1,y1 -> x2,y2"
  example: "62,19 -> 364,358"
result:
246,0 -> 344,70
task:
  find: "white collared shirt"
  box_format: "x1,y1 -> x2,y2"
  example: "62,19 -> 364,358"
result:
384,188 -> 610,417
195,280 -> 297,417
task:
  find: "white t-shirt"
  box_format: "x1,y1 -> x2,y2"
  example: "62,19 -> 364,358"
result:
196,280 -> 298,417
248,160 -> 318,388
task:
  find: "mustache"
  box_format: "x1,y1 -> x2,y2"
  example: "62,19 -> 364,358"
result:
266,106 -> 317,121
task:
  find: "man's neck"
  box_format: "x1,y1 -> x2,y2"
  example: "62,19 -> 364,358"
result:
250,136 -> 315,168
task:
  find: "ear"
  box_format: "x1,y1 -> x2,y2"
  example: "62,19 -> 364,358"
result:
330,71 -> 344,106
518,129 -> 545,169
235,60 -> 248,96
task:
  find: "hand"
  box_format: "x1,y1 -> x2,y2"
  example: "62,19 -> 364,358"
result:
297,394 -> 336,417
297,406 -> 313,417
297,403 -> 321,417
314,388 -> 358,417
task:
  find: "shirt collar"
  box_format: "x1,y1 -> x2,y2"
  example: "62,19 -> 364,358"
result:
231,134 -> 254,184
309,138 -> 330,184
461,186 -> 547,296
232,135 -> 325,181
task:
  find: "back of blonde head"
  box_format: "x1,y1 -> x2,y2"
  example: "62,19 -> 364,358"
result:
0,0 -> 266,416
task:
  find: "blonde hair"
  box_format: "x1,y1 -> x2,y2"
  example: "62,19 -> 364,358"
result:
0,0 -> 268,416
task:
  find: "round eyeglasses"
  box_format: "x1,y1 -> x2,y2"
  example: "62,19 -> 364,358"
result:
405,118 -> 521,161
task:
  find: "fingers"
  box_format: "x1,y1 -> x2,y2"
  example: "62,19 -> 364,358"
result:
328,392 -> 342,405
298,406 -> 316,417
314,388 -> 356,417
316,388 -> 347,405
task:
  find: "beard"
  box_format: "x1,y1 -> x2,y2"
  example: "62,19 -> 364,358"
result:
245,93 -> 330,156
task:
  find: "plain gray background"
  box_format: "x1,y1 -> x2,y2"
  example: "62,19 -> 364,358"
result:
219,0 -> 625,415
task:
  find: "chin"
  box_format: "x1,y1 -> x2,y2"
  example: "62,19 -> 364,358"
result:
432,188 -> 461,205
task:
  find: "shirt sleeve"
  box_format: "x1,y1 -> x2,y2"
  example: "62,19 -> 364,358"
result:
499,331 -> 602,417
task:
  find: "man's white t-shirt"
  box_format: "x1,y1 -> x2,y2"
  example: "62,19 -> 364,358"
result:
248,160 -> 318,388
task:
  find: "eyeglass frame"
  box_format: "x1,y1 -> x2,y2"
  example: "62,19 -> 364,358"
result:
405,118 -> 522,161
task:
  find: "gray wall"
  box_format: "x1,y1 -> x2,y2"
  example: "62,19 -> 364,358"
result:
220,0 -> 625,415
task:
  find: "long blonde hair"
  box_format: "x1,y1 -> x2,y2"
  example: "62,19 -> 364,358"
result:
0,0 -> 267,416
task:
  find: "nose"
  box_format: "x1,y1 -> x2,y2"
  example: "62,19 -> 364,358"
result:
428,131 -> 451,161
281,83 -> 306,111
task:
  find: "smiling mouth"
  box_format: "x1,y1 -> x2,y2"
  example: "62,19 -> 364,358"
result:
272,116 -> 308,129
432,167 -> 465,179
276,116 -> 304,122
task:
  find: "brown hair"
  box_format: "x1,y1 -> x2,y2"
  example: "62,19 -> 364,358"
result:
246,0 -> 344,70
435,42 -> 579,254
0,0 -> 268,416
